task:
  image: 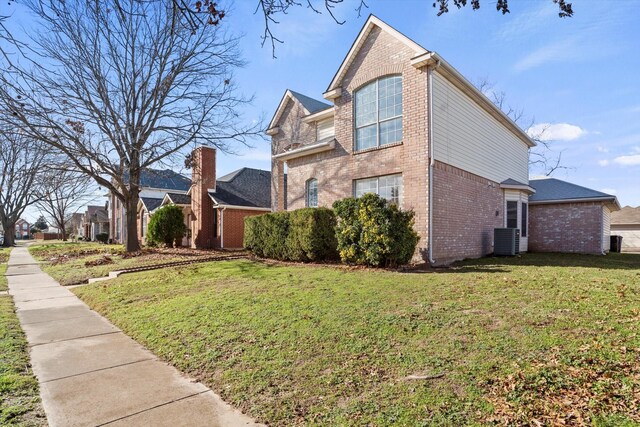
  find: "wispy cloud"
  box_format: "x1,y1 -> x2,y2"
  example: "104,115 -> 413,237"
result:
598,159 -> 610,167
527,123 -> 587,141
596,146 -> 609,153
514,37 -> 582,72
613,154 -> 640,166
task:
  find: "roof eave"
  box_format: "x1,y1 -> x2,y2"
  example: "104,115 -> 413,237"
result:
302,107 -> 335,123
530,196 -> 620,210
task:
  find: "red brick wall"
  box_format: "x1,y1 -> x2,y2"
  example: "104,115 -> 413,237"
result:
272,26 -> 430,259
191,147 -> 216,248
431,161 -> 504,264
529,202 -> 604,254
221,209 -> 267,249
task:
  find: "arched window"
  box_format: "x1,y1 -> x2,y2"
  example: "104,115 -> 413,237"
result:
354,75 -> 403,151
306,178 -> 318,208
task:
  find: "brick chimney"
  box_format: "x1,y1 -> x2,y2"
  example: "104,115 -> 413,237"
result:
191,146 -> 216,248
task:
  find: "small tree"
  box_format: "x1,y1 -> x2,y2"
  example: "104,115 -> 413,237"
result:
146,205 -> 186,247
333,194 -> 419,267
33,216 -> 48,232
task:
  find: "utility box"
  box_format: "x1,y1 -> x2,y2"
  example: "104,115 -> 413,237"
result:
494,228 -> 520,256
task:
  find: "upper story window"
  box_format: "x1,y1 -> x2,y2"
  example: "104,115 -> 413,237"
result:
354,75 -> 403,151
354,174 -> 402,205
317,118 -> 334,142
306,178 -> 318,208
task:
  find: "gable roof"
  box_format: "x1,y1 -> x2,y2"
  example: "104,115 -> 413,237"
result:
165,192 -> 191,205
267,89 -> 331,131
529,178 -> 619,209
611,206 -> 640,225
208,168 -> 271,209
326,15 -> 428,93
123,168 -> 191,192
140,197 -> 163,213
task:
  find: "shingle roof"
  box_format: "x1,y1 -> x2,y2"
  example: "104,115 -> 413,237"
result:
529,178 -> 616,203
123,168 -> 191,192
289,90 -> 332,114
208,168 -> 271,208
93,209 -> 109,223
166,192 -> 191,205
140,197 -> 163,212
501,178 -> 529,186
611,206 -> 640,225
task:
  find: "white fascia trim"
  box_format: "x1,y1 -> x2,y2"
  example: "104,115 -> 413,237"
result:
214,204 -> 271,212
266,126 -> 280,136
530,196 -> 621,210
326,15 -> 428,92
323,88 -> 342,101
500,184 -> 537,194
302,107 -> 335,123
273,139 -> 336,161
417,52 -> 535,149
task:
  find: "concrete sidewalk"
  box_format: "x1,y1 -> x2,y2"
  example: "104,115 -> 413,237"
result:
6,245 -> 260,427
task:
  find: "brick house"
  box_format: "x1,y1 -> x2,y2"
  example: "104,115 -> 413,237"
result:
528,178 -> 619,254
82,205 -> 110,241
267,15 -> 619,264
160,147 -> 272,249
15,219 -> 30,240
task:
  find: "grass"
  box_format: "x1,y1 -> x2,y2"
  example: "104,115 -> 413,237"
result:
29,242 -> 214,286
73,253 -> 640,426
0,248 -> 11,292
0,248 -> 46,426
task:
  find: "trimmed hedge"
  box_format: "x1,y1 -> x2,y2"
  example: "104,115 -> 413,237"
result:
244,208 -> 338,262
146,204 -> 186,247
333,193 -> 419,267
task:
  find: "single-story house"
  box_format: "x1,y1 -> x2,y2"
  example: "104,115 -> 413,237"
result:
528,178 -> 619,254
611,206 -> 640,252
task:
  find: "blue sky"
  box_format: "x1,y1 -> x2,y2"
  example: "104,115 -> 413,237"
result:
8,0 -> 640,221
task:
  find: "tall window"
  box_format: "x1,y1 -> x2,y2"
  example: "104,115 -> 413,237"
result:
521,202 -> 528,237
506,201 -> 518,229
354,76 -> 403,151
306,178 -> 318,208
354,174 -> 402,205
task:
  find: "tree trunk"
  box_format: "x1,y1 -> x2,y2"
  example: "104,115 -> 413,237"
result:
2,222 -> 16,247
125,193 -> 141,252
61,229 -> 67,241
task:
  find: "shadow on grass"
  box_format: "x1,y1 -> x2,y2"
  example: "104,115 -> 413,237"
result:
455,252 -> 640,272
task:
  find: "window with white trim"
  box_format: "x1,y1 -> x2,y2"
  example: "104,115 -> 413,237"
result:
306,178 -> 318,208
354,174 -> 402,205
354,76 -> 402,151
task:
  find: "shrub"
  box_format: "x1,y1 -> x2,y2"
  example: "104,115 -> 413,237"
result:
286,208 -> 338,262
333,193 -> 419,267
95,233 -> 109,244
146,204 -> 186,247
244,208 -> 338,262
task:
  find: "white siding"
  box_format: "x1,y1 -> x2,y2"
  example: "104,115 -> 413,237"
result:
602,206 -> 611,252
504,189 -> 528,252
317,118 -> 335,141
432,73 -> 529,184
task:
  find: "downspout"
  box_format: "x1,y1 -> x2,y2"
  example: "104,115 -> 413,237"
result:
220,207 -> 226,249
427,58 -> 441,266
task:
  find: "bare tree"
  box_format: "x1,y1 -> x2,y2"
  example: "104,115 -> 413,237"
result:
475,78 -> 568,176
0,0 -> 260,252
0,126 -> 46,247
36,167 -> 94,241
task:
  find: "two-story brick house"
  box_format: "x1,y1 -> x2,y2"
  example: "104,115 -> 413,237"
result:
268,15 -> 539,264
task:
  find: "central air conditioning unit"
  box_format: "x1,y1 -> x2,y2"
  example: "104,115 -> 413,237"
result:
494,228 -> 520,256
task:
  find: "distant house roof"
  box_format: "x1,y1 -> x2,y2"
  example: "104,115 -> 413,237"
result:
123,168 -> 191,192
93,209 -> 109,223
611,206 -> 640,225
288,90 -> 332,114
140,197 -> 163,213
208,168 -> 271,209
85,205 -> 103,217
529,178 -> 619,209
165,192 -> 191,205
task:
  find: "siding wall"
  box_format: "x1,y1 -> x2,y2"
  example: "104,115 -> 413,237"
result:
602,206 -> 611,252
432,73 -> 529,184
317,118 -> 335,141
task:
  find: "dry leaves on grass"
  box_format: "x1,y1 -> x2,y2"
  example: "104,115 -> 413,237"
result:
84,255 -> 115,267
484,347 -> 640,426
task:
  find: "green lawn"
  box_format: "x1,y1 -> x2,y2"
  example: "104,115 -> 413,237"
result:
0,247 -> 46,426
0,248 -> 11,292
30,242 -> 216,286
73,253 -> 640,426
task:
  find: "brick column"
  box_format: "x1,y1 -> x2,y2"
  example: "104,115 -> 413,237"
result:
191,147 -> 217,248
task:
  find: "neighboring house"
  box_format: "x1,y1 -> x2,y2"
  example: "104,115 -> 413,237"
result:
268,15 -> 536,265
15,219 -> 30,240
528,178 -> 619,254
66,212 -> 85,237
110,169 -> 191,244
161,147 -> 272,249
267,15 -> 619,264
611,206 -> 640,252
82,205 -> 110,241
